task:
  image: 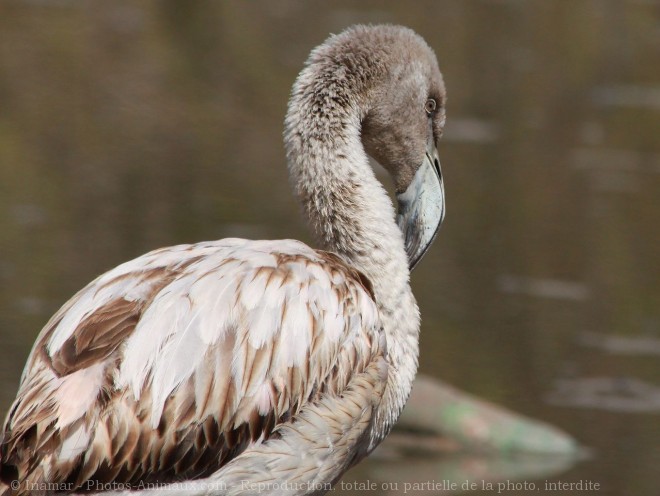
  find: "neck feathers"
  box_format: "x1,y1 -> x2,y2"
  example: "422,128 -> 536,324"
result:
284,44 -> 420,443
284,61 -> 401,276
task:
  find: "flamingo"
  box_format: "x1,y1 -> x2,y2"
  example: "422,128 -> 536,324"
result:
0,24 -> 446,495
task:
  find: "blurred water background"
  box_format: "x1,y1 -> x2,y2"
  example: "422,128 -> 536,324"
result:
0,1 -> 659,494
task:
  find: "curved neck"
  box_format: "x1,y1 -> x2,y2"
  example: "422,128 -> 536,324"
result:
285,67 -> 420,444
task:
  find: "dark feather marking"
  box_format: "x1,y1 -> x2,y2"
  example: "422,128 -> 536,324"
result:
112,424 -> 139,467
49,301 -> 139,376
202,417 -> 220,448
44,268 -> 183,377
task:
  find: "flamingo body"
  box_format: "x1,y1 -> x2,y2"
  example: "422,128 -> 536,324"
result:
1,24 -> 446,495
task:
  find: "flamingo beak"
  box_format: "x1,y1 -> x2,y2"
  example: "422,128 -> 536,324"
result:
396,139 -> 445,271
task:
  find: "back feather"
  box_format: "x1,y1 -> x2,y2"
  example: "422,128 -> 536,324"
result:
0,239 -> 383,495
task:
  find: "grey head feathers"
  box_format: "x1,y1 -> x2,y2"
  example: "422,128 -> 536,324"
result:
285,24 -> 446,194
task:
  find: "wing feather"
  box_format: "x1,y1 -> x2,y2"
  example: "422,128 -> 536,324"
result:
0,239 -> 384,494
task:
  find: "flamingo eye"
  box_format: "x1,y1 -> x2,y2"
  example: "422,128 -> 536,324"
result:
424,98 -> 437,115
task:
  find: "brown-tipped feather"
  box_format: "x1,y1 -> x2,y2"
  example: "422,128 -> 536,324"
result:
0,241 -> 382,494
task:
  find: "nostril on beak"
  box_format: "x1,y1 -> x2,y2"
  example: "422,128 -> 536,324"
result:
434,157 -> 442,181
